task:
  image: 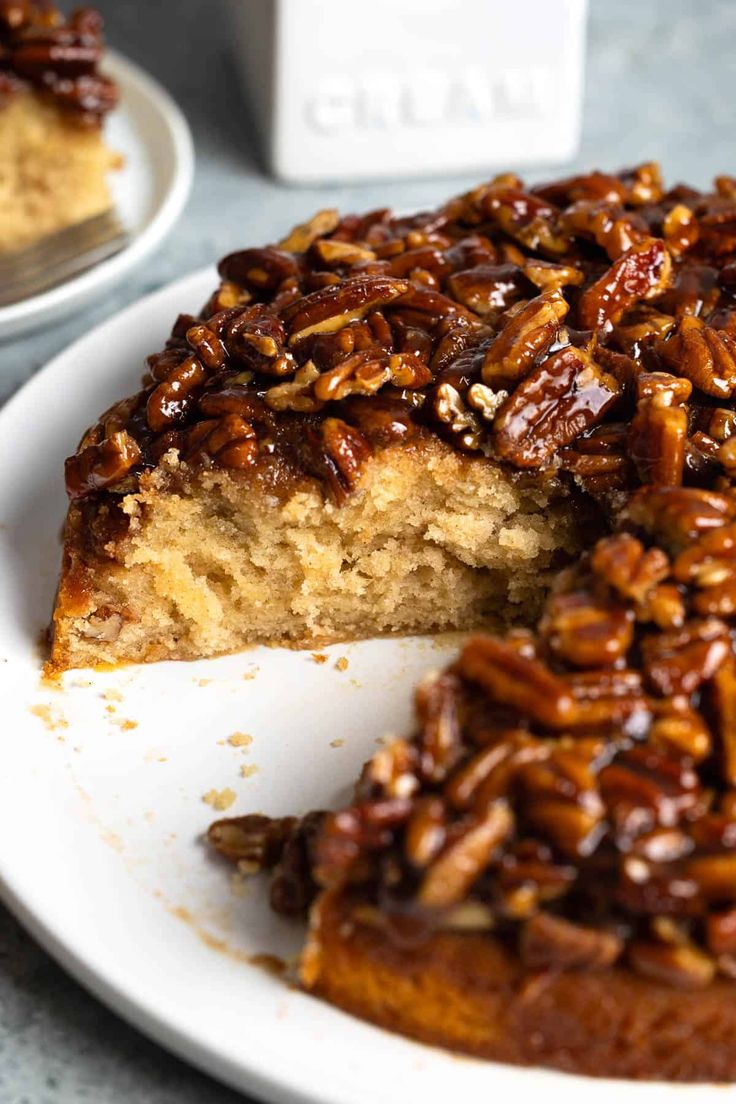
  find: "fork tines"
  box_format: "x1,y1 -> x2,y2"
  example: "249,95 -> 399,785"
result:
0,210 -> 129,308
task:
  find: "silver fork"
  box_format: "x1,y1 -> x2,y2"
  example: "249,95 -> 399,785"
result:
0,210 -> 129,308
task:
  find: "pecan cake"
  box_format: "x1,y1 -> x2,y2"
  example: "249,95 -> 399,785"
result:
202,164 -> 736,1080
51,164 -> 733,675
0,1 -> 119,253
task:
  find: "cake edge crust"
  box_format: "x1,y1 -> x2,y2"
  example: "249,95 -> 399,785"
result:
301,890 -> 736,1083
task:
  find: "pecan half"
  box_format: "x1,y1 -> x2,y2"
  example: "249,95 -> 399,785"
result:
481,290 -> 569,386
457,636 -> 575,729
493,346 -> 620,468
577,238 -> 672,330
656,315 -> 736,399
540,591 -> 634,668
284,276 -> 410,345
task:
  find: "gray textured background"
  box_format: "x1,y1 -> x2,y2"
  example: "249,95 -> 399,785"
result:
0,0 -> 733,1100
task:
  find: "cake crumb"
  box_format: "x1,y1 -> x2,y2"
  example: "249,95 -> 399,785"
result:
335,656 -> 349,672
105,704 -> 116,714
230,871 -> 250,897
197,678 -> 212,687
242,667 -> 259,681
240,764 -> 258,779
311,652 -> 328,664
238,858 -> 260,876
113,718 -> 138,731
101,689 -> 123,702
29,703 -> 69,731
228,732 -> 253,748
330,738 -> 345,748
203,787 -> 237,811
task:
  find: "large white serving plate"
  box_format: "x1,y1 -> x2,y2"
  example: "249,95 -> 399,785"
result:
0,51 -> 193,341
0,270 -> 729,1103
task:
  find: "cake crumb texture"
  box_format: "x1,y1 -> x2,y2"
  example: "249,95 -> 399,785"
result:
50,439 -> 581,671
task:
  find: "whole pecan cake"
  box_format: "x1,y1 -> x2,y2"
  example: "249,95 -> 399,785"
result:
0,1 -> 119,253
197,164 -> 736,1080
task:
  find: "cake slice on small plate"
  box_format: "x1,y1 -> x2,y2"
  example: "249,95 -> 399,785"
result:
0,1 -> 119,254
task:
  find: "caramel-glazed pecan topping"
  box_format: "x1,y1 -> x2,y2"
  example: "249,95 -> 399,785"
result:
66,163 -> 736,509
0,2 -> 116,123
203,166 -> 736,990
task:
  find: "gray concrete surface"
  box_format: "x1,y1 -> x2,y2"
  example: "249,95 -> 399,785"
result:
0,0 -> 733,1099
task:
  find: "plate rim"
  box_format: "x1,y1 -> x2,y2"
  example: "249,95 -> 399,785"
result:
0,49 -> 194,341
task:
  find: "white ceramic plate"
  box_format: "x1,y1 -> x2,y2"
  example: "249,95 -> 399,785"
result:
0,271 -> 729,1104
0,51 -> 193,341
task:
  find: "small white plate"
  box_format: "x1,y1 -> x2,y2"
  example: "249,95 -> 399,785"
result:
0,51 -> 193,342
0,272 -> 729,1103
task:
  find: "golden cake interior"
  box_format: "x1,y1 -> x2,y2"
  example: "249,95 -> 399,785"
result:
52,438 -> 583,669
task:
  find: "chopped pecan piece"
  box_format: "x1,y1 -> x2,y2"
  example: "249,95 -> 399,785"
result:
185,414 -> 257,469
147,355 -> 208,431
522,259 -> 585,292
591,534 -> 669,602
318,418 -> 372,500
629,394 -> 688,486
404,797 -> 446,868
629,940 -> 716,989
217,247 -> 299,292
649,700 -> 712,762
480,185 -> 571,255
561,198 -> 646,259
207,814 -> 298,870
520,913 -> 622,971
417,800 -> 513,908
311,239 -> 377,267
415,672 -> 462,783
278,209 -> 340,252
65,430 -> 141,499
431,382 -> 486,452
446,263 -> 528,315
